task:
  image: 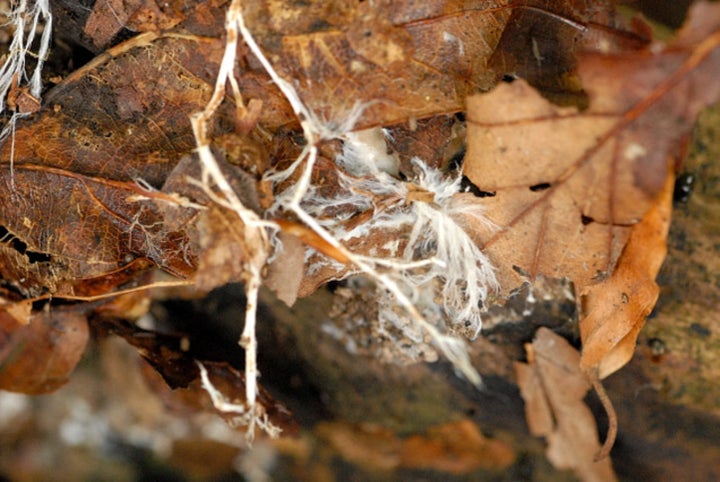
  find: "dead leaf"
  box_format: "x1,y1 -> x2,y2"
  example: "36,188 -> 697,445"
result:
316,421 -> 402,471
515,327 -> 616,482
580,171 -> 674,378
489,2 -> 651,106
0,167 -> 195,297
317,418 -> 514,474
242,1 -> 619,129
84,0 -> 190,50
264,232 -> 306,307
97,317 -> 297,433
0,31 -> 233,296
399,418 -> 515,473
465,4 -> 720,293
0,308 -> 89,394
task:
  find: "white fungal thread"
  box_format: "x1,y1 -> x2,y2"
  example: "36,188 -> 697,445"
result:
237,4 -> 498,385
0,0 -> 52,111
190,0 -> 278,441
0,0 -> 53,188
196,361 -> 281,442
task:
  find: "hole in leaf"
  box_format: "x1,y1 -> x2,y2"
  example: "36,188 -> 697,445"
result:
461,176 -> 496,197
447,145 -> 466,171
529,182 -> 551,192
581,215 -> 594,225
26,250 -> 52,263
0,225 -> 52,263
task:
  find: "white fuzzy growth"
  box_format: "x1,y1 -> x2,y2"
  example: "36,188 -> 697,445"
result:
406,159 -> 498,338
337,127 -> 399,176
237,4 -> 495,384
298,134 -> 498,339
0,0 -> 52,112
0,0 -> 52,187
191,0 -> 278,442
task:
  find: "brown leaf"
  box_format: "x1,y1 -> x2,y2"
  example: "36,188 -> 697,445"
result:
0,2 -> 302,301
98,317 -> 297,433
579,171 -> 674,378
515,327 -> 616,482
0,308 -> 89,394
161,152 -> 264,293
399,419 -> 515,473
0,167 -> 194,297
488,2 -> 651,106
0,30 -> 231,296
317,418 -> 514,474
242,1 -> 617,129
264,232 -> 306,307
316,421 -> 402,471
465,5 -> 720,293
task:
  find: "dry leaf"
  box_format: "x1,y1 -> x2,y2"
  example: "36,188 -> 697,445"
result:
515,327 -> 616,482
84,0 -> 185,50
98,317 -> 297,433
0,308 -> 89,394
579,171 -> 674,378
317,418 -> 514,474
465,4 -> 720,293
0,31 -> 230,296
241,1 -> 620,129
316,421 -> 402,472
264,232 -> 306,307
399,418 -> 515,473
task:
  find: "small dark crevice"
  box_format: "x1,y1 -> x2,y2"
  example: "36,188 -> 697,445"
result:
447,145 -> 466,171
581,214 -> 594,225
673,172 -> 695,204
461,176 -> 496,197
529,182 -> 551,192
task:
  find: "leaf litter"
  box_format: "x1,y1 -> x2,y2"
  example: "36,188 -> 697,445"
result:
0,0 -> 718,475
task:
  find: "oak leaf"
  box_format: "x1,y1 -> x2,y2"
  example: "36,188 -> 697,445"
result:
465,3 -> 720,293
579,171 -> 674,379
515,327 -> 616,482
